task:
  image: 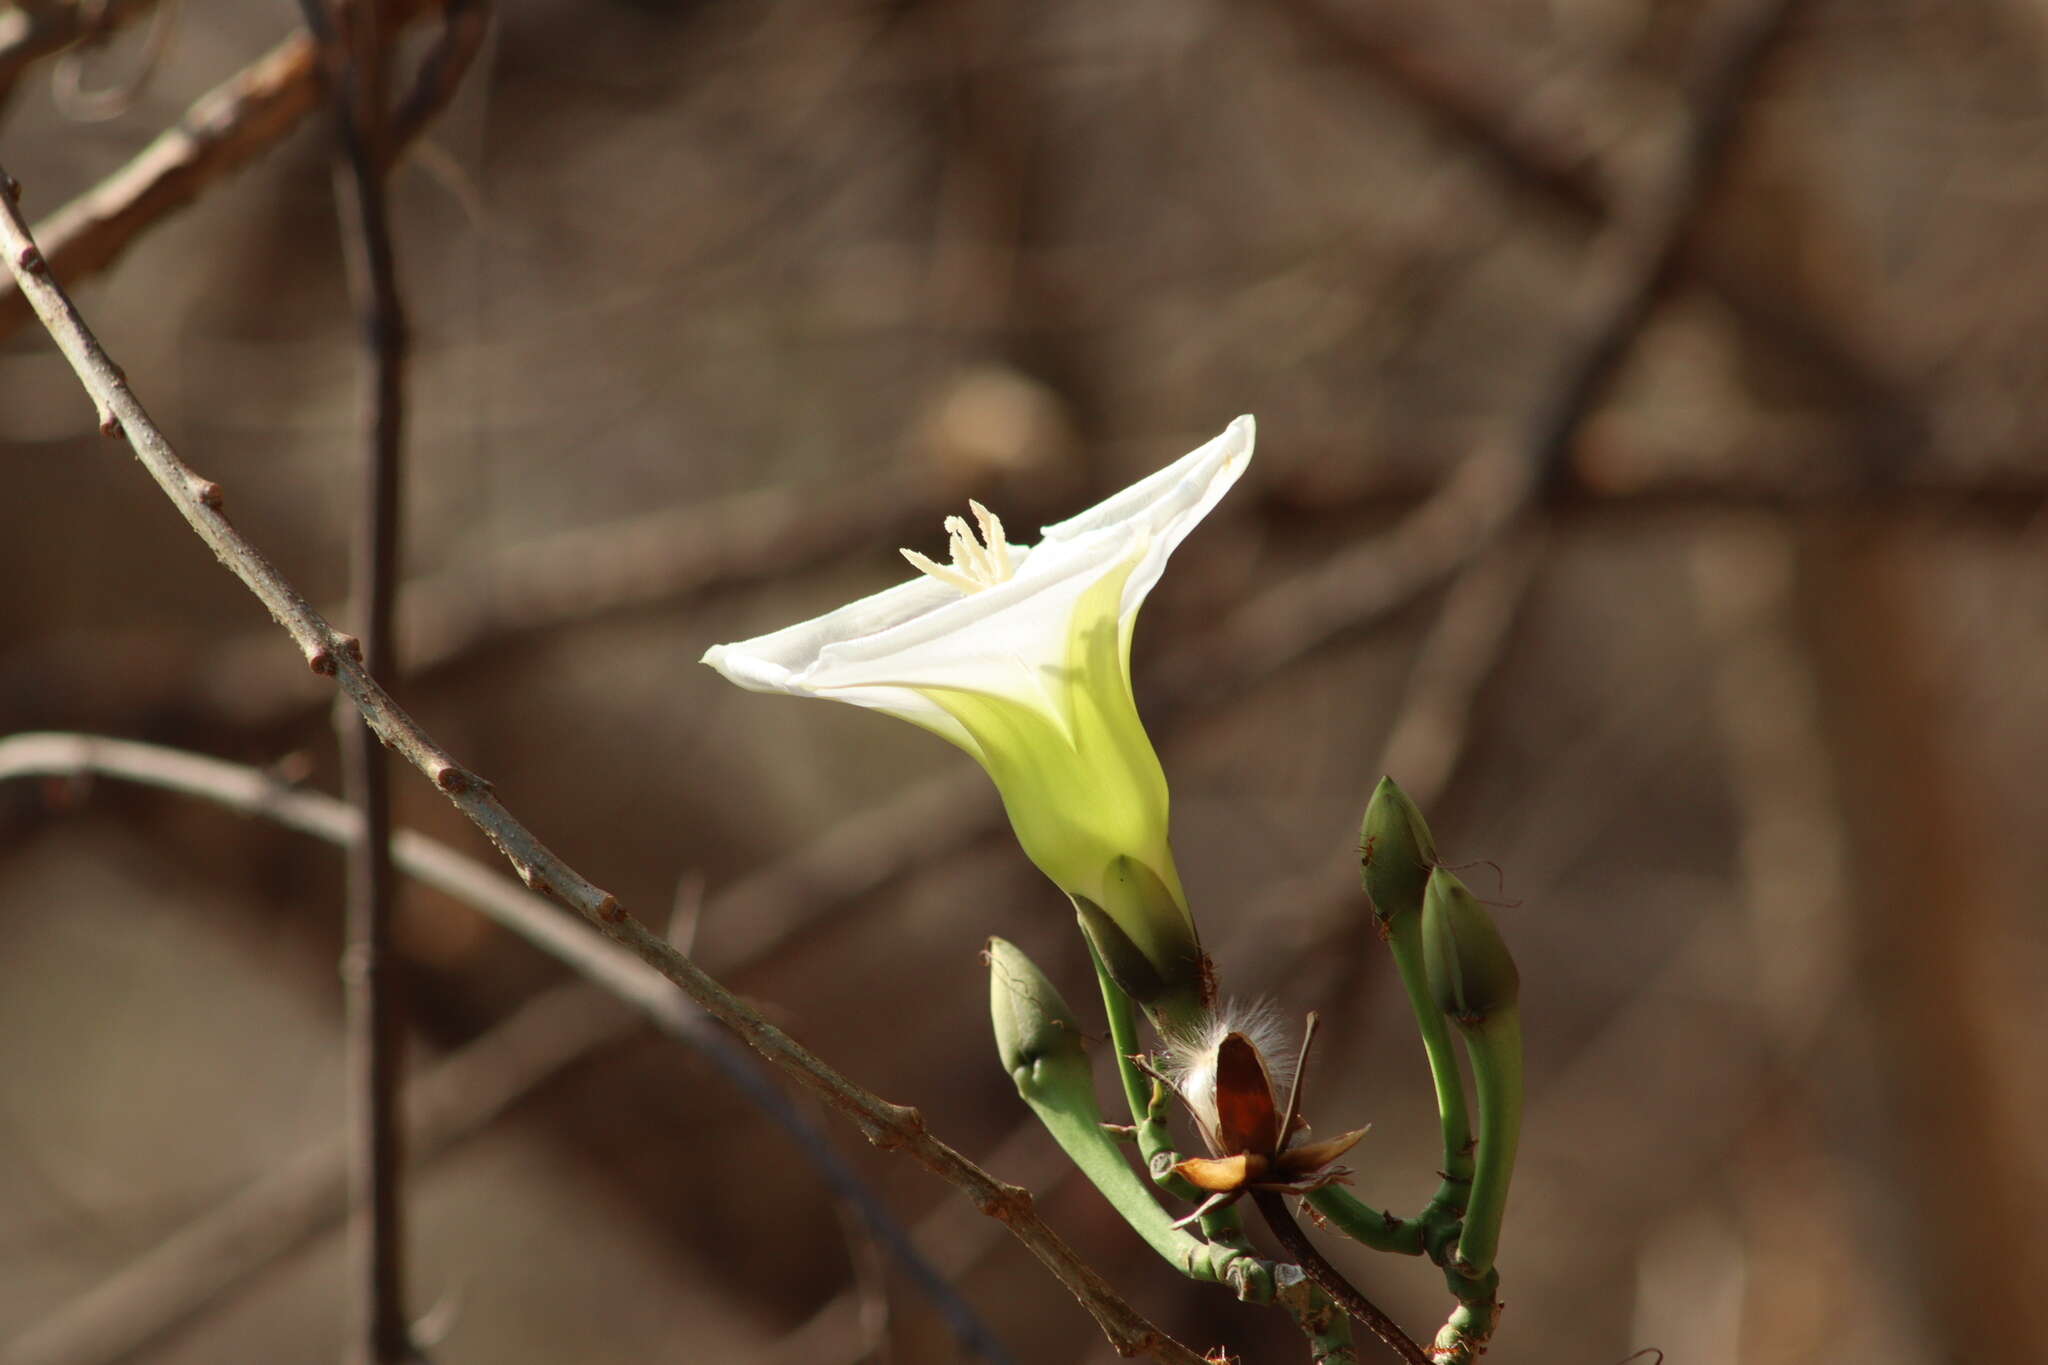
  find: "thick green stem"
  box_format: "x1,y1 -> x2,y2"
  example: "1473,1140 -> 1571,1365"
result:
1451,1006 -> 1522,1277
1428,1267 -> 1502,1365
1303,1187 -> 1426,1256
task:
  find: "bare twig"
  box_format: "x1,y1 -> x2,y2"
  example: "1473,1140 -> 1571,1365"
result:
1185,0 -> 1803,697
1253,1193 -> 1427,1365
49,0 -> 179,123
0,189 -> 1205,1365
1529,0 -> 1804,501
1265,0 -> 1910,429
0,0 -> 157,115
1266,0 -> 1608,216
0,732 -> 1016,1365
385,0 -> 489,154
294,0 -> 437,1353
177,463 -> 936,727
0,0 -> 443,343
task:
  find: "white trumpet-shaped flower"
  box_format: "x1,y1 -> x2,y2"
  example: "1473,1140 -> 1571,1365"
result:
703,415 -> 1254,1021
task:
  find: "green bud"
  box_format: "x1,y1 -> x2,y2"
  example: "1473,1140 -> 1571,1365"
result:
1361,776 -> 1437,923
987,936 -> 1087,1081
1421,868 -> 1520,1023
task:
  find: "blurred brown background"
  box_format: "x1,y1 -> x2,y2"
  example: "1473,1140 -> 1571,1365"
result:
2,0 -> 2046,1361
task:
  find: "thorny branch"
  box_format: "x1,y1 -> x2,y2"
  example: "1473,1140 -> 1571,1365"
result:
0,169 -> 1210,1365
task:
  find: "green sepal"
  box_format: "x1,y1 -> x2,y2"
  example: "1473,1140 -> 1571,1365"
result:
1073,856 -> 1207,1030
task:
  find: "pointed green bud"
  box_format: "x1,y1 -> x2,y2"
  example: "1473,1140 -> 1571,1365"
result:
1361,775 -> 1437,924
987,936 -> 1088,1081
1423,873 -> 1525,1275
1074,855 -> 1209,1030
1421,868 -> 1520,1023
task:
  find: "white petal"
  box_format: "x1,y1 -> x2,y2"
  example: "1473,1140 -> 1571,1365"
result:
702,417 -> 1256,750
1040,415 -> 1253,619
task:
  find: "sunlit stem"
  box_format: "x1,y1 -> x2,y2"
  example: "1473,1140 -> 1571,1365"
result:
1303,1186 -> 1424,1257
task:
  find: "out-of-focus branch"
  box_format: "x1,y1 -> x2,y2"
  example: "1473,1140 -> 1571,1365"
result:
184,463 -> 936,725
0,980 -> 633,1365
293,0 -> 446,1352
1267,0 -> 1608,215
0,731 -> 1016,1365
386,0 -> 487,154
0,0 -> 156,114
1185,0 -> 1805,695
0,0 -> 443,344
1793,527 -> 2048,1361
1265,0 -> 1910,428
0,192 -> 1207,1365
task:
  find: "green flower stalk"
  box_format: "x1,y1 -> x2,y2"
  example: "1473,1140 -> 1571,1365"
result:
1420,868 -> 1523,1279
705,418 -> 1255,1026
1359,777 -> 1475,1193
986,937 -> 1259,1290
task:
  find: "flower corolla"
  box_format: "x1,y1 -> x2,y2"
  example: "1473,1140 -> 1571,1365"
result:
703,416 -> 1254,1017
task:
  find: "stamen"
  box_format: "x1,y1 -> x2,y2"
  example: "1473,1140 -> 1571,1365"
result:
900,548 -> 984,594
902,500 -> 1022,593
969,500 -> 1012,578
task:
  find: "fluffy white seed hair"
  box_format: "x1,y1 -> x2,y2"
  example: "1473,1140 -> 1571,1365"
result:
1159,998 -> 1295,1144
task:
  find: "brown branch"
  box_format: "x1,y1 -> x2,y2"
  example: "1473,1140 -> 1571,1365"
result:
1253,1193 -> 1426,1365
385,0 -> 489,156
0,0 -> 157,115
1266,0 -> 1608,217
294,0 -> 437,1353
180,463 -> 937,727
0,732 -> 1014,1365
1183,0 -> 1805,698
0,0 -> 443,344
1265,0 -> 1910,430
0,183 -> 1207,1365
